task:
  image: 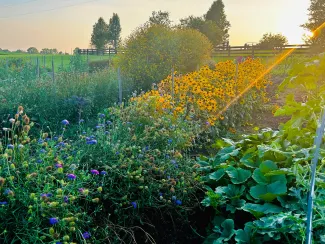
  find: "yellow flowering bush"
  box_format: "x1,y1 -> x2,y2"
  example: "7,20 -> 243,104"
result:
132,57 -> 271,127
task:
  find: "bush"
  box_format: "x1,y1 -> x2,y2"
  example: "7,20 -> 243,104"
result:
88,59 -> 110,73
118,24 -> 213,90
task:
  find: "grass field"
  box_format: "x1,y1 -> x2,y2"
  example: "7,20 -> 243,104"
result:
0,53 -> 114,71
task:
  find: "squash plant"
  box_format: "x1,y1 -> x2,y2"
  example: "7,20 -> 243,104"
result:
198,128 -> 325,243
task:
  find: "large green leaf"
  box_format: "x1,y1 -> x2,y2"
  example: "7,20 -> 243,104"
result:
221,219 -> 235,241
242,203 -> 283,218
235,225 -> 253,244
209,169 -> 225,182
250,181 -> 287,202
226,166 -> 252,184
252,169 -> 287,185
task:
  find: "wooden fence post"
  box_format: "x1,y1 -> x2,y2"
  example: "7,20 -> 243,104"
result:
118,67 -> 122,105
51,56 -> 55,82
228,46 -> 231,57
37,57 -> 40,78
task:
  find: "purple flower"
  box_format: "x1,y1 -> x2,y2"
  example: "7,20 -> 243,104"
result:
37,159 -> 43,163
100,171 -> 107,175
67,174 -> 76,180
90,169 -> 99,175
7,144 -> 14,149
39,149 -> 46,154
175,200 -> 182,206
99,113 -> 105,118
95,125 -> 102,129
64,196 -> 69,203
82,131 -> 87,135
131,202 -> 137,209
82,232 -> 91,239
86,139 -> 97,145
0,201 -> 8,205
78,188 -> 84,193
46,193 -> 53,197
55,163 -> 63,168
168,139 -> 173,144
79,119 -> 85,123
61,120 -> 69,125
49,217 -> 59,225
159,192 -> 163,197
4,189 -> 12,195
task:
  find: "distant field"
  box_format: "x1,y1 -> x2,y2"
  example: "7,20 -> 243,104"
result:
0,53 -> 115,71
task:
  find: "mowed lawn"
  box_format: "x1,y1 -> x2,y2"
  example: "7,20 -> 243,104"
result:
0,53 -> 115,71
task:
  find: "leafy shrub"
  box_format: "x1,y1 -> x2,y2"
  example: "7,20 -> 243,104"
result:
118,24 -> 213,90
88,59 -> 110,73
275,53 -> 325,147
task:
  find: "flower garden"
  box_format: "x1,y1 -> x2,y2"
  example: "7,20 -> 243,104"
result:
1,46 -> 325,244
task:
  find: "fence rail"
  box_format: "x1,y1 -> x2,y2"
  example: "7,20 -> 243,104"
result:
78,48 -> 120,55
212,44 -> 311,57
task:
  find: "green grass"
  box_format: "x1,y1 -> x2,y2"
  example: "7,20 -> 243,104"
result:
0,53 -> 116,71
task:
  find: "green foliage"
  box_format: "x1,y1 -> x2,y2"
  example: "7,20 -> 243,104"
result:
302,0 -> 325,51
27,47 -> 39,54
108,13 -> 122,50
0,106 -> 202,243
205,0 -> 231,42
258,33 -> 288,49
119,24 -> 213,90
275,53 -> 325,147
148,10 -> 171,26
179,16 -> 223,46
199,127 -> 325,243
88,59 -> 110,73
91,17 -> 109,49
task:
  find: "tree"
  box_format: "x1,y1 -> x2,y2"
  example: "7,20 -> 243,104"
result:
27,47 -> 39,54
148,11 -> 171,26
205,0 -> 231,42
90,17 -> 109,49
180,16 -> 223,46
302,0 -> 325,51
258,33 -> 288,49
107,13 -> 122,51
73,47 -> 80,54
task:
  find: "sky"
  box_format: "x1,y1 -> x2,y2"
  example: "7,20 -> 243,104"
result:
0,0 -> 311,52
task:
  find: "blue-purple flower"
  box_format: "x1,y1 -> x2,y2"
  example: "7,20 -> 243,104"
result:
86,139 -> 97,145
175,200 -> 182,206
7,144 -> 14,149
99,113 -> 105,118
55,163 -> 63,168
0,201 -> 8,205
100,171 -> 107,175
64,196 -> 69,203
67,174 -> 76,180
61,120 -> 69,125
90,169 -> 99,175
49,217 -> 59,225
171,196 -> 177,201
131,202 -> 137,209
79,119 -> 85,123
82,232 -> 91,239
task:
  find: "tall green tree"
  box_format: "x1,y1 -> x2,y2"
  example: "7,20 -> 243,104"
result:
205,0 -> 230,42
302,0 -> 325,51
180,16 -> 223,46
91,17 -> 109,49
258,33 -> 288,49
108,13 -> 122,51
148,10 -> 171,26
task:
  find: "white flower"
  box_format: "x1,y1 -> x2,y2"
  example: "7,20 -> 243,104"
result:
9,118 -> 15,124
313,59 -> 320,65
